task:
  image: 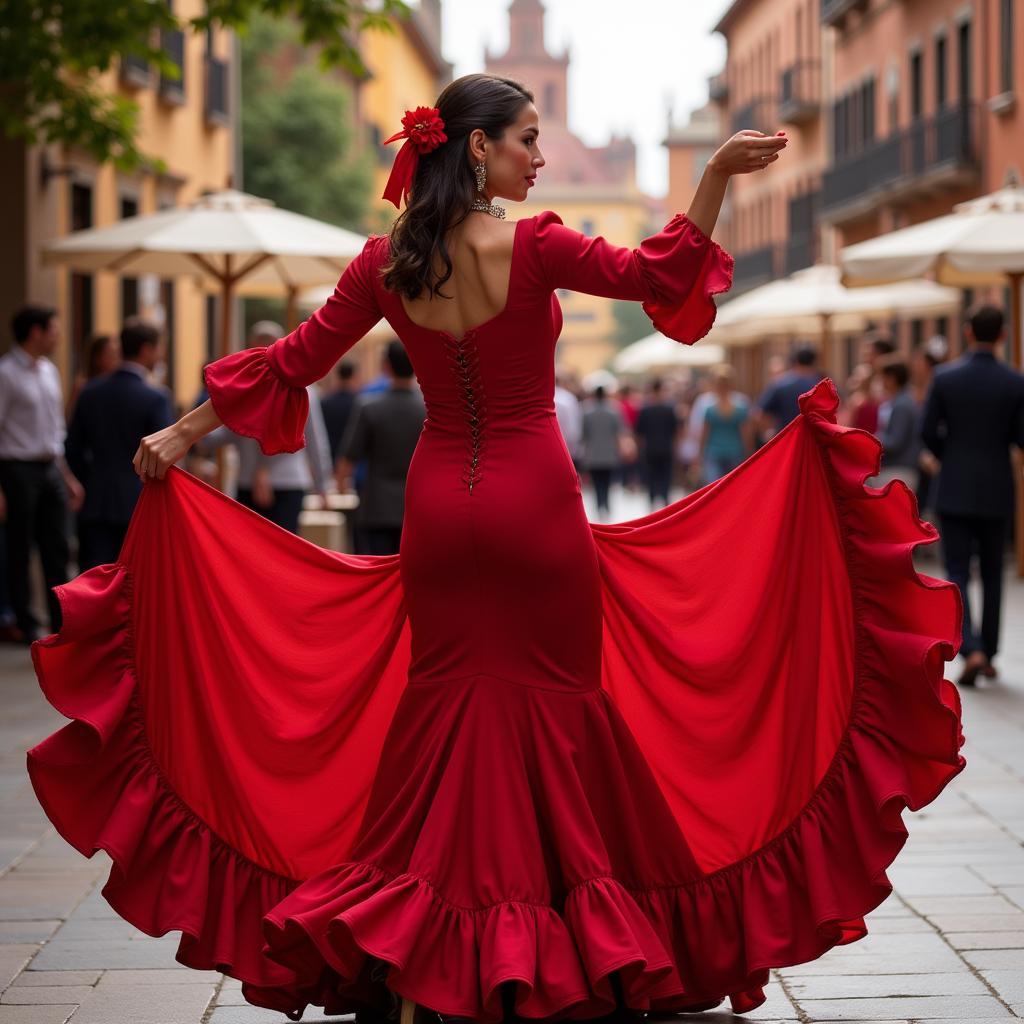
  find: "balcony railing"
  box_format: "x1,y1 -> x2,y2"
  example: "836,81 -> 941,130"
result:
158,28 -> 186,105
822,103 -> 979,219
709,71 -> 729,104
731,98 -> 775,136
205,55 -> 229,125
732,245 -> 780,294
120,52 -> 150,89
779,60 -> 821,125
822,0 -> 868,28
785,190 -> 821,274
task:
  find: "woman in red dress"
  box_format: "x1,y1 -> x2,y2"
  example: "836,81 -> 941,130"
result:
27,74 -> 965,1023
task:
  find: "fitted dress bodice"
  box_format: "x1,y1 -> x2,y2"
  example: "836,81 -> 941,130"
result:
372,228 -> 601,692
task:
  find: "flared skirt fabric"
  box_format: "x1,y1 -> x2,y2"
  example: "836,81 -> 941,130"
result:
27,380 -> 965,1021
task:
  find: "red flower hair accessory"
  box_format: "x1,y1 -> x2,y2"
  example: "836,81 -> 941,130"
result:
381,106 -> 448,209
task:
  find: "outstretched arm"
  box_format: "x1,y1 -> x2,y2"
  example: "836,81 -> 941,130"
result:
134,236 -> 384,478
533,131 -> 787,345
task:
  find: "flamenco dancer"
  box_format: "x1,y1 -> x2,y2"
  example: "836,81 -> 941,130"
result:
28,74 -> 966,1023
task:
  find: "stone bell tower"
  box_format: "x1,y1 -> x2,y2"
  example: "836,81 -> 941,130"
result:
485,0 -> 570,127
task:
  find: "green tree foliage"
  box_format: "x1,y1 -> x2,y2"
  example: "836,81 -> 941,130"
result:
0,0 -> 408,170
240,13 -> 372,230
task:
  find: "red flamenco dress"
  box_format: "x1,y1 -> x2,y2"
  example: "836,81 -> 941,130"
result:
28,211 -> 965,1022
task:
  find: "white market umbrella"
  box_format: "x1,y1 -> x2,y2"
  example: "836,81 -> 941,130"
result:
612,333 -> 727,374
713,263 -> 960,373
42,189 -> 369,356
714,264 -> 961,343
839,182 -> 1024,365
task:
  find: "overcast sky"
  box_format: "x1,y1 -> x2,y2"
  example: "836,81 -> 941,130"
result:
438,0 -> 733,198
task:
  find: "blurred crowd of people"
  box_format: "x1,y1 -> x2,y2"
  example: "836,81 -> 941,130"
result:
2,301 -> 1021,687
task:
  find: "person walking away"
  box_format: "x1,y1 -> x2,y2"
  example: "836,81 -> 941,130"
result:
617,383 -> 641,492
64,319 -> 173,571
0,305 -> 83,642
553,368 -> 582,490
700,364 -> 751,484
335,341 -> 425,555
65,333 -> 120,422
581,384 -> 625,520
634,377 -> 679,509
754,343 -> 823,439
868,356 -> 920,489
921,304 -> 1024,687
320,359 -> 360,466
200,321 -> 332,535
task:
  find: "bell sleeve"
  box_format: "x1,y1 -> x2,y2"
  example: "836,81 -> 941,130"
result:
202,236 -> 385,456
533,210 -> 734,345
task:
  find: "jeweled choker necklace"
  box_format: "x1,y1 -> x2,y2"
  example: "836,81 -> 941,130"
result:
470,198 -> 507,219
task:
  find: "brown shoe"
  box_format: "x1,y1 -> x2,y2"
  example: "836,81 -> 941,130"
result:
958,650 -> 987,687
981,658 -> 998,679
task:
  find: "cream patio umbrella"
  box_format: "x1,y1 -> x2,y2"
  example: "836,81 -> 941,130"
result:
42,189 -> 369,357
611,332 -> 727,374
713,264 -> 961,373
840,181 -> 1024,576
839,181 -> 1024,366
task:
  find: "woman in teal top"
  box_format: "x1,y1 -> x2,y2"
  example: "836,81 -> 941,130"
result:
700,365 -> 752,484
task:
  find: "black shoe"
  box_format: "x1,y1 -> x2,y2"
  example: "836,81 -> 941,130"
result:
958,651 -> 987,687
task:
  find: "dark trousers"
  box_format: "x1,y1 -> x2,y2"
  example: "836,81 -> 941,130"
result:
356,525 -> 403,555
590,467 -> 613,513
77,520 -> 130,571
236,487 -> 305,535
940,513 -> 1007,659
0,459 -> 69,636
644,453 -> 673,507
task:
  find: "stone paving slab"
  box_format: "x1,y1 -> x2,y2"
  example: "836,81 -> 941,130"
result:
798,994 -> 1012,1018
65,976 -> 217,1024
785,971 -> 991,999
0,987 -> 96,1005
10,972 -> 100,988
0,1008 -> 77,1023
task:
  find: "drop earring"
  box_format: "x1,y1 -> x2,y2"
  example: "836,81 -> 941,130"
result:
470,160 -> 507,219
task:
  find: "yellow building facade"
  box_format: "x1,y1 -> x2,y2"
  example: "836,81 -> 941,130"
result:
0,0 -> 236,409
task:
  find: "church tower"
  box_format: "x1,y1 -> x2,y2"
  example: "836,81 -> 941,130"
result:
485,0 -> 570,127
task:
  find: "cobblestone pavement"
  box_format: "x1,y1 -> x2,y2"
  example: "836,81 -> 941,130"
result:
2,484 -> 1022,1022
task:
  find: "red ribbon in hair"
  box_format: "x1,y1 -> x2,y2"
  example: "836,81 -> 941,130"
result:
381,106 -> 448,209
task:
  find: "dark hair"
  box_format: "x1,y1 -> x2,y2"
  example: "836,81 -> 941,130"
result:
385,340 -> 414,379
968,303 -> 1004,343
649,377 -> 664,393
120,317 -> 160,360
594,384 -> 606,400
11,304 -> 56,344
337,359 -> 356,381
85,333 -> 115,377
870,336 -> 896,356
791,343 -> 818,367
878,355 -> 910,389
381,73 -> 535,301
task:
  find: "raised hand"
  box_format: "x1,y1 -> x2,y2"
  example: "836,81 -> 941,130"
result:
709,130 -> 788,176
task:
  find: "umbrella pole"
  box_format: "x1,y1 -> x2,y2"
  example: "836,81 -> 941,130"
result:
821,313 -> 838,383
1010,272 -> 1023,370
286,285 -> 299,331
1009,273 -> 1024,577
216,262 -> 234,491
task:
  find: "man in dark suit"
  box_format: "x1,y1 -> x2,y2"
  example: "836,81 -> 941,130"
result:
65,318 -> 173,569
336,341 -> 425,555
921,304 -> 1024,686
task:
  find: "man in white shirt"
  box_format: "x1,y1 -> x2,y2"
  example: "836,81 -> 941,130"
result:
0,306 -> 83,642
